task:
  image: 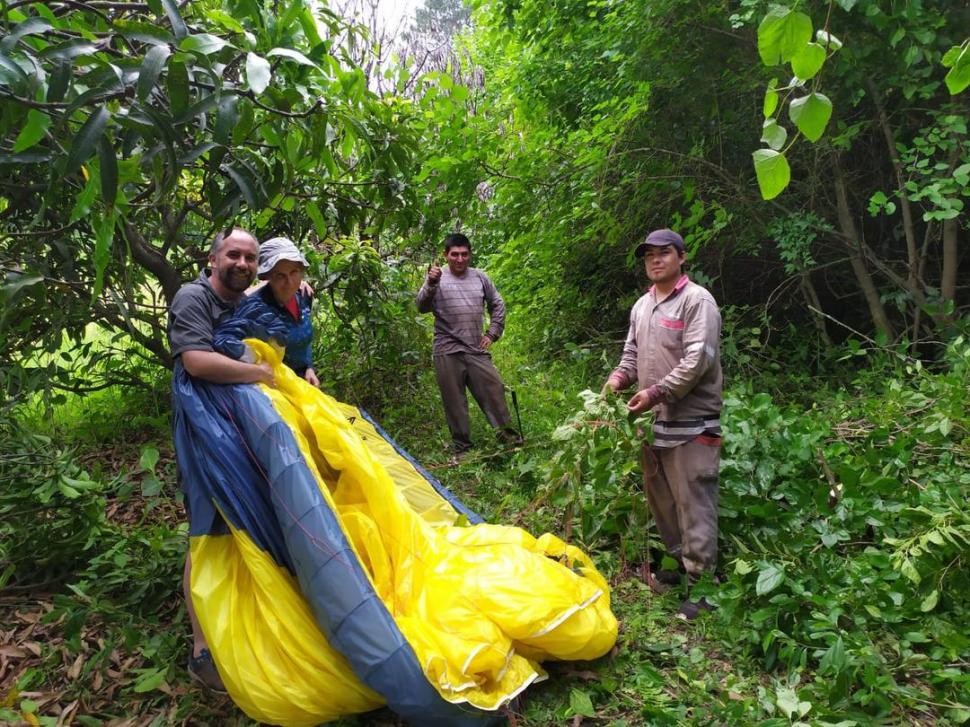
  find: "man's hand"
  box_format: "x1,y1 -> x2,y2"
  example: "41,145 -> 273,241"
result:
299,280 -> 314,297
427,261 -> 442,287
304,367 -> 320,388
479,334 -> 493,350
627,384 -> 664,414
602,376 -> 622,396
255,361 -> 275,387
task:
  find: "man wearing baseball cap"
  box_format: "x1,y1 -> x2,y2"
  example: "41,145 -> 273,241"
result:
604,228 -> 723,620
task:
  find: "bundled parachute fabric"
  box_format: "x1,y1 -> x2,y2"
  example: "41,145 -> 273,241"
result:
173,340 -> 618,726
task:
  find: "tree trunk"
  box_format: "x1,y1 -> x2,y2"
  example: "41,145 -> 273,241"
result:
834,166 -> 896,339
941,216 -> 957,305
867,78 -> 920,294
800,273 -> 832,347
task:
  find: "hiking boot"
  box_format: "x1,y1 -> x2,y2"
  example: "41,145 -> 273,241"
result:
497,427 -> 524,446
188,648 -> 227,693
676,597 -> 715,621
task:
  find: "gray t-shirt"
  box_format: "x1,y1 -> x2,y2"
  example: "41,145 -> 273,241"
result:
167,272 -> 238,357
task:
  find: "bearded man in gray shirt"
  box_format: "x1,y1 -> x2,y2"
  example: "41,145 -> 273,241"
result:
417,233 -> 521,457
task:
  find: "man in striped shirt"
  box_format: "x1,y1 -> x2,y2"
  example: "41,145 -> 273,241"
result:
417,233 -> 520,457
604,229 -> 723,620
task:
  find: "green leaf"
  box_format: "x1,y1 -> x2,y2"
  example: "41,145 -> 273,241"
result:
214,95 -> 239,146
180,34 -> 229,56
753,149 -> 791,200
13,109 -> 51,153
207,10 -> 247,34
47,58 -> 72,102
763,78 -> 779,117
789,92 -> 832,142
791,42 -> 826,80
920,589 -> 939,612
0,52 -> 30,94
761,119 -> 788,150
174,92 -> 220,125
0,273 -> 43,300
92,210 -> 116,300
758,7 -> 813,66
167,57 -> 189,114
225,164 -> 258,207
819,635 -> 846,673
139,446 -> 160,472
38,40 -> 98,61
137,44 -> 171,101
755,562 -> 785,595
98,135 -> 118,207
942,43 -> 970,95
65,108 -> 111,177
246,52 -> 271,95
266,47 -> 318,67
133,667 -> 167,693
0,17 -> 52,54
569,688 -> 596,718
160,0 -> 188,40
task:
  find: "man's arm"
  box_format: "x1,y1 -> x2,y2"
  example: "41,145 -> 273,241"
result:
416,263 -> 441,313
481,273 -> 506,342
605,305 -> 640,392
658,296 -> 720,400
181,350 -> 274,385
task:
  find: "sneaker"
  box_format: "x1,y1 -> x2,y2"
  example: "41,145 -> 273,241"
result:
188,648 -> 227,693
675,597 -> 715,621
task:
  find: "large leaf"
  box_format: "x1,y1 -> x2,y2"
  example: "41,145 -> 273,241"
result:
753,149 -> 791,200
38,40 -> 99,61
266,47 -> 317,67
225,164 -> 259,207
65,108 -> 111,177
214,95 -> 238,145
758,7 -> 813,66
755,562 -> 785,595
180,34 -> 229,56
942,42 -> 970,95
13,109 -> 51,153
98,135 -> 118,207
47,58 -> 72,102
167,57 -> 189,114
160,0 -> 188,40
245,52 -> 271,95
137,44 -> 171,101
92,210 -> 117,300
0,52 -> 30,94
761,119 -> 787,151
791,42 -> 826,80
0,17 -> 52,53
789,92 -> 832,142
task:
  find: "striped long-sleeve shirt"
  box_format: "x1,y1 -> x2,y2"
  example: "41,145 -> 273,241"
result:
416,267 -> 506,355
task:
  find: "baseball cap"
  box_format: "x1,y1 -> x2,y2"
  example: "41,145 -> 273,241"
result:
257,237 -> 309,278
634,229 -> 685,257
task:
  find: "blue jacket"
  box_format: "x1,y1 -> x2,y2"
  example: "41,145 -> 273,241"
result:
214,287 -> 315,375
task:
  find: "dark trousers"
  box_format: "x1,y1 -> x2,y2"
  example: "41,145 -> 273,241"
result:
433,352 -> 511,450
640,437 -> 721,576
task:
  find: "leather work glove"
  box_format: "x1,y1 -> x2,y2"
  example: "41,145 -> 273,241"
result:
627,384 -> 664,414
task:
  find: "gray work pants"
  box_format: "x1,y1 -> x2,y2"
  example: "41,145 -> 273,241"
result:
433,352 -> 511,450
640,436 -> 721,575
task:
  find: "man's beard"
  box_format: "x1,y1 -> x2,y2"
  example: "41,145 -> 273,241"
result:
219,267 -> 252,293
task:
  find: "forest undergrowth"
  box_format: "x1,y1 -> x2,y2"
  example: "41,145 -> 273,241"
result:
1,334 -> 968,726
